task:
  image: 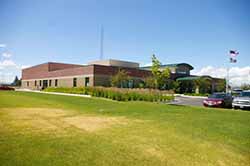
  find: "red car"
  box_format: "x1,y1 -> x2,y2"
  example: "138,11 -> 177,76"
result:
0,86 -> 15,91
203,93 -> 232,108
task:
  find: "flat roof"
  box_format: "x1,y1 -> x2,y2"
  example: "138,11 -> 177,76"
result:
88,59 -> 139,68
141,63 -> 194,70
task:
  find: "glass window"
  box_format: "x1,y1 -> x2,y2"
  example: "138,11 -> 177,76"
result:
85,77 -> 90,87
208,93 -> 226,99
55,79 -> 58,87
35,80 -> 37,86
240,92 -> 250,97
49,80 -> 52,86
27,81 -> 29,87
39,80 -> 42,86
73,78 -> 77,87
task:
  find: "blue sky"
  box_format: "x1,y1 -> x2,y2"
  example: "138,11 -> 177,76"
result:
0,0 -> 250,84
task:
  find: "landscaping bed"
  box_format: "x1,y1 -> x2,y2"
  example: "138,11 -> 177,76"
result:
44,87 -> 174,102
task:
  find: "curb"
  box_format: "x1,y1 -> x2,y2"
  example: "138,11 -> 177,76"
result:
174,94 -> 207,99
15,89 -> 91,98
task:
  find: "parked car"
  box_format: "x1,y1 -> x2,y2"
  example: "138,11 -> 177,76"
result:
232,89 -> 243,97
203,93 -> 232,108
232,90 -> 250,110
0,86 -> 15,91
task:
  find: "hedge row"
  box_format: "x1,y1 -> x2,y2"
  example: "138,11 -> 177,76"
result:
44,87 -> 174,102
184,93 -> 209,97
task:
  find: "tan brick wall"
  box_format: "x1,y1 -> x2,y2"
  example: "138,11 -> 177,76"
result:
88,76 -> 94,86
57,78 -> 73,87
21,80 -> 39,90
21,75 -> 95,89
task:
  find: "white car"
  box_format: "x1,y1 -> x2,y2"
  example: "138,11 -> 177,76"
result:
232,90 -> 250,110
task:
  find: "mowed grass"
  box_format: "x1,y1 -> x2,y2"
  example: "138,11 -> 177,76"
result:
0,91 -> 250,166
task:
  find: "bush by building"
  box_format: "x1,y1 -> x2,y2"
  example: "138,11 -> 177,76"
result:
44,87 -> 174,102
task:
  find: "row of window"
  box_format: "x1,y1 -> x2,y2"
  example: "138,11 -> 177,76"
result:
26,77 -> 90,87
27,79 -> 58,87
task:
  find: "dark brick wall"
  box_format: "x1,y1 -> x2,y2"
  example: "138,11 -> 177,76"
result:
22,63 -> 151,81
93,65 -> 152,78
48,63 -> 83,71
22,64 -> 94,80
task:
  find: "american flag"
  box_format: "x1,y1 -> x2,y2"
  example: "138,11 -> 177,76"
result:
230,57 -> 237,63
229,50 -> 239,57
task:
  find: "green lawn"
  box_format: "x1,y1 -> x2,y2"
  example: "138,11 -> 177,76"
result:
0,91 -> 249,166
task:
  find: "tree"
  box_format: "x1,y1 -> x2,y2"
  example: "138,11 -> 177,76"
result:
215,79 -> 226,92
165,79 -> 179,91
199,78 -> 212,94
190,78 -> 210,94
11,76 -> 21,86
145,76 -> 156,89
111,69 -> 130,88
241,83 -> 250,90
150,54 -> 170,89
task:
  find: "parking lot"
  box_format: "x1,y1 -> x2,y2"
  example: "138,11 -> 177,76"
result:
171,95 -> 250,111
170,96 -> 206,107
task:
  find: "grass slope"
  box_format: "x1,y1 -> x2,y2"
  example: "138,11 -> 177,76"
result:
0,91 -> 250,166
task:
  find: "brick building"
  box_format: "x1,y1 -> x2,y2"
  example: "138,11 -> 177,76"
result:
22,59 -> 222,93
21,59 -> 153,89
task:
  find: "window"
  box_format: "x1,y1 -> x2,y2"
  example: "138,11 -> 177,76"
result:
55,79 -> 58,87
176,71 -> 187,74
85,77 -> 90,87
240,92 -> 250,97
27,81 -> 29,87
42,80 -> 48,88
35,80 -> 37,86
49,80 -> 52,87
73,78 -> 77,87
39,80 -> 42,86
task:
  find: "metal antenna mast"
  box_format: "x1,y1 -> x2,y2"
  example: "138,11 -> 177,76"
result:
100,25 -> 104,60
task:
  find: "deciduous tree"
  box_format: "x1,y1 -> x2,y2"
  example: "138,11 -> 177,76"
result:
150,54 -> 170,89
111,69 -> 130,88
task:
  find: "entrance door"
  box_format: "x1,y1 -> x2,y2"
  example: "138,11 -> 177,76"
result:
42,80 -> 48,89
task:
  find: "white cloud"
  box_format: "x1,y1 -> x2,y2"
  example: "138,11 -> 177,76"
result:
21,65 -> 30,69
0,44 -> 6,48
2,52 -> 12,58
0,60 -> 19,84
141,62 -> 152,67
192,66 -> 250,86
0,59 -> 17,67
0,51 -> 30,83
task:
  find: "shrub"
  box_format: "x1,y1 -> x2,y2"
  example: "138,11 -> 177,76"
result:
184,93 -> 209,97
44,87 -> 174,102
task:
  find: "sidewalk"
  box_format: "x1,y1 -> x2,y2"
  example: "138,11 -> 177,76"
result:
174,94 -> 208,99
15,89 -> 91,98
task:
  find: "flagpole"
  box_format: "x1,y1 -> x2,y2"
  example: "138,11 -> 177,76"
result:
227,50 -> 239,93
226,64 -> 230,93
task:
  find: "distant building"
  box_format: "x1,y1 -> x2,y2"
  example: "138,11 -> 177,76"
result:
141,63 -> 194,80
21,59 -> 224,93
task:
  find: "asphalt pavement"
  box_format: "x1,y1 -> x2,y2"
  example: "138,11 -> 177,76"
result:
170,96 -> 205,107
